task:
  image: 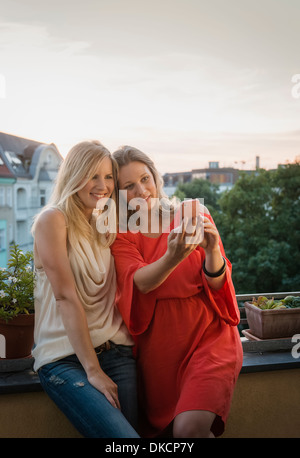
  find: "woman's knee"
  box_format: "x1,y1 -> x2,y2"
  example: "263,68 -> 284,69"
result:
173,410 -> 216,438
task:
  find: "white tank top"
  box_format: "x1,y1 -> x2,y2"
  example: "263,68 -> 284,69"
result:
32,236 -> 133,371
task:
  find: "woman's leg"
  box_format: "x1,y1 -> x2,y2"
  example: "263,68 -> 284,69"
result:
38,353 -> 140,438
98,343 -> 139,431
173,410 -> 216,438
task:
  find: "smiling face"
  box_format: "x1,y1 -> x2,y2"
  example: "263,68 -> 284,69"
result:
118,161 -> 158,210
77,156 -> 115,219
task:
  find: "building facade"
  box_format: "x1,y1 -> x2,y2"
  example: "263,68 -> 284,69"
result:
163,161 -> 241,196
0,132 -> 63,267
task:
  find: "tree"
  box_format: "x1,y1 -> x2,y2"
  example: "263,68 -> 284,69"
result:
216,162 -> 300,293
268,161 -> 300,291
173,178 -> 220,213
173,162 -> 300,294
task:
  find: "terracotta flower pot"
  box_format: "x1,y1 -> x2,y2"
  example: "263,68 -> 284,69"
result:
0,314 -> 34,359
244,302 -> 300,339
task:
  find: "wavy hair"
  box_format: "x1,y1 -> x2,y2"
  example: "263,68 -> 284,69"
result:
112,145 -> 179,227
32,140 -> 118,248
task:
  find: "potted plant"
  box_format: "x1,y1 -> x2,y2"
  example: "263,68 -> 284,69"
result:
244,295 -> 300,339
0,244 -> 35,359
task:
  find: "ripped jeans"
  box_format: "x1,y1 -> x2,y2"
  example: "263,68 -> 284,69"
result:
38,342 -> 140,438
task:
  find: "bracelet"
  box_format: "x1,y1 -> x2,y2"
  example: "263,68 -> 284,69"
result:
203,256 -> 226,278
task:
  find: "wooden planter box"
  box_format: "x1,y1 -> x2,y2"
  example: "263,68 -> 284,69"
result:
244,302 -> 300,339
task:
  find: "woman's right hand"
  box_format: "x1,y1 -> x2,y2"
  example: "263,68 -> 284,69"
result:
166,216 -> 203,266
133,216 -> 203,294
87,368 -> 121,409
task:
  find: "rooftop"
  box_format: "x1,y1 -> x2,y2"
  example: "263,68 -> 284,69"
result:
0,131 -> 62,179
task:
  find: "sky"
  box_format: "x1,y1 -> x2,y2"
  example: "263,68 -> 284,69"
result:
0,0 -> 299,174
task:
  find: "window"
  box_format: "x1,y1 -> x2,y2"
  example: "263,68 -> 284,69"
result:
40,189 -> 46,207
17,188 -> 27,209
4,151 -> 23,172
16,221 -> 27,246
0,188 -> 4,206
0,228 -> 5,251
8,224 -> 13,244
6,187 -> 12,207
209,162 -> 219,169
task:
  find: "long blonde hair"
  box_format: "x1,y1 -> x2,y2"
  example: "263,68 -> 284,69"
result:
32,140 -> 118,248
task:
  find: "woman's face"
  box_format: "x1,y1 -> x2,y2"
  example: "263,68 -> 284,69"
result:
118,161 -> 158,210
77,156 -> 114,218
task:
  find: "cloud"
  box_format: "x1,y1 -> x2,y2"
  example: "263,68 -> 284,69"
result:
0,1 -> 299,173
138,129 -> 300,173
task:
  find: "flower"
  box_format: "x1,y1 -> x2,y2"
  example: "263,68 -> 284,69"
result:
0,244 -> 35,321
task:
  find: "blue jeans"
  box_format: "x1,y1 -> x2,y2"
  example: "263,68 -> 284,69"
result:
38,342 -> 140,438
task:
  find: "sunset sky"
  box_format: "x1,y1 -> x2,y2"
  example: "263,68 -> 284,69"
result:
0,0 -> 299,173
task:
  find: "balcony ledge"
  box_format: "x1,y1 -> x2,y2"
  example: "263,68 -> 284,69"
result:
0,347 -> 299,395
0,348 -> 300,438
1,292 -> 299,438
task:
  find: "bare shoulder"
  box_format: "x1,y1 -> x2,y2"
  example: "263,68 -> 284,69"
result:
36,207 -> 67,230
34,208 -> 69,269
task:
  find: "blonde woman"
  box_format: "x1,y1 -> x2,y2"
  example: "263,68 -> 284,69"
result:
111,146 -> 243,438
31,141 -> 139,438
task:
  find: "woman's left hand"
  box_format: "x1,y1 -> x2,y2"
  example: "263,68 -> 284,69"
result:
198,217 -> 220,253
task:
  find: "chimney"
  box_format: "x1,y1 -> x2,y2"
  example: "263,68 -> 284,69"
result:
255,156 -> 260,170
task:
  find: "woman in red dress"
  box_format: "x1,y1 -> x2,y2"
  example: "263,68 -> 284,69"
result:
110,145 -> 243,438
